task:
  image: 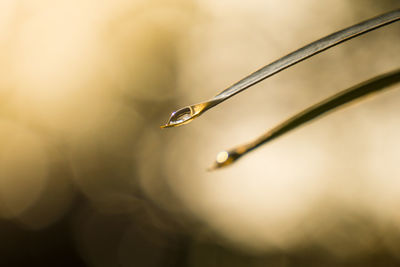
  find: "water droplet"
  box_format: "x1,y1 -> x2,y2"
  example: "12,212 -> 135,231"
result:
208,149 -> 244,170
161,100 -> 221,128
216,151 -> 229,163
161,107 -> 193,128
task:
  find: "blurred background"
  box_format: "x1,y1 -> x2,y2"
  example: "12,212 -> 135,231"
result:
0,0 -> 400,266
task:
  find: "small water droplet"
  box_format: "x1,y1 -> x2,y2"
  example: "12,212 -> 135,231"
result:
161,101 -> 218,128
216,151 -> 229,163
161,107 -> 193,128
209,150 -> 243,170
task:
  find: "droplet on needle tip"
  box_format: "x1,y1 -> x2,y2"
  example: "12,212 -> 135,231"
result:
208,150 -> 243,171
160,100 -> 221,128
160,106 -> 194,128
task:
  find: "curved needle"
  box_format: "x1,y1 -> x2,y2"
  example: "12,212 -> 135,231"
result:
162,9 -> 400,128
209,68 -> 400,170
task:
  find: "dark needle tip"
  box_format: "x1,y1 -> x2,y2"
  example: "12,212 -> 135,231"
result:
207,150 -> 244,171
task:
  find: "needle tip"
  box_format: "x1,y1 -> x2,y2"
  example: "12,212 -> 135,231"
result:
208,150 -> 242,170
161,106 -> 196,128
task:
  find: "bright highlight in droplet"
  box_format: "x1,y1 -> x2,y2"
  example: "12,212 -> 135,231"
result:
216,151 -> 229,163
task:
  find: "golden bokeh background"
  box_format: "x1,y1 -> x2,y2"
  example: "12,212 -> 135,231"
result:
0,0 -> 400,266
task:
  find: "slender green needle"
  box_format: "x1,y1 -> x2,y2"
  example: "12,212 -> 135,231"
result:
209,69 -> 400,170
162,9 -> 400,128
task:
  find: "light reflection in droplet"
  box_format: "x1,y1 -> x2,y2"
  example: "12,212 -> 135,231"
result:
216,151 -> 229,163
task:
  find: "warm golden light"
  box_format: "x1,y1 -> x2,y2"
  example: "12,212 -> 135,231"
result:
0,121 -> 48,219
0,0 -> 399,266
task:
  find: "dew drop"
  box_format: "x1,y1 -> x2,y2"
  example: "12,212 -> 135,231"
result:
216,151 -> 229,164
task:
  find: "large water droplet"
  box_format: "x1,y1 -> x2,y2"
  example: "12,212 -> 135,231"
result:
161,106 -> 194,128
